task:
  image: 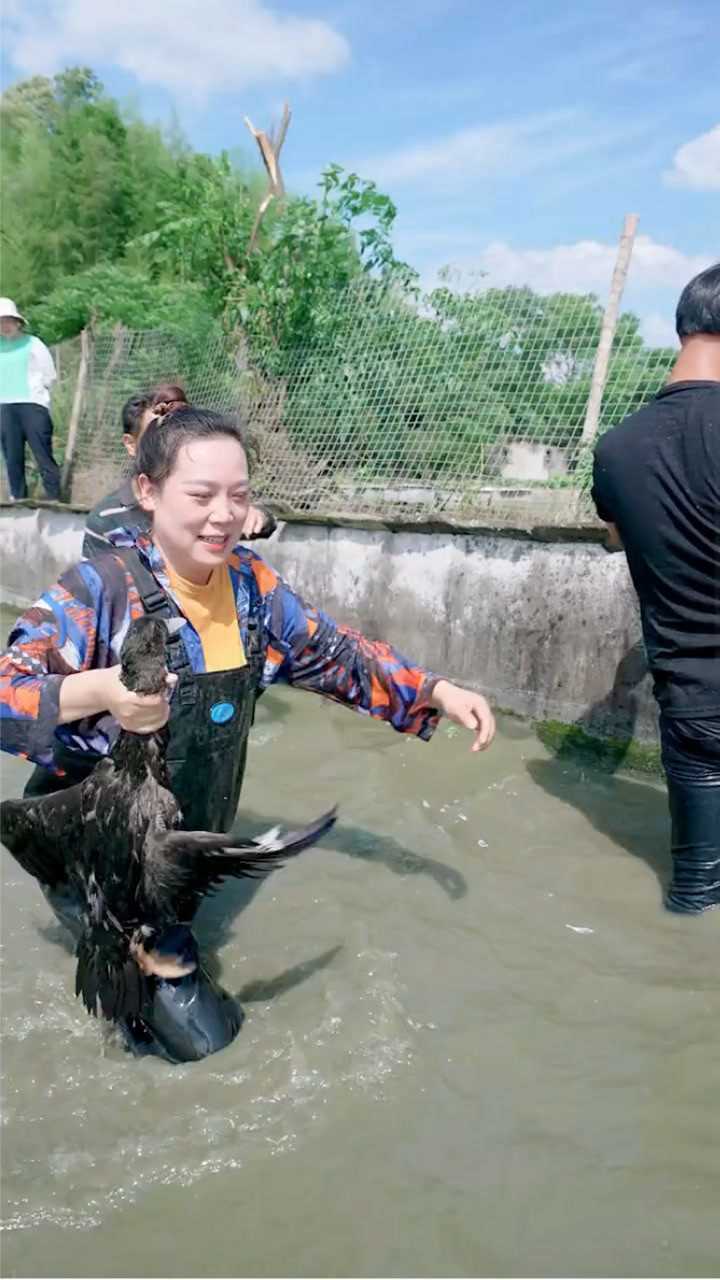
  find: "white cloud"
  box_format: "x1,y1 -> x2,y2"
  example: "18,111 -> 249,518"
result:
6,0 -> 349,97
639,312 -> 679,350
361,112 -> 666,196
363,111 -> 578,185
664,124 -> 720,190
430,236 -> 713,297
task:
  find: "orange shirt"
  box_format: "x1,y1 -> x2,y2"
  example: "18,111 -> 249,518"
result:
167,565 -> 246,672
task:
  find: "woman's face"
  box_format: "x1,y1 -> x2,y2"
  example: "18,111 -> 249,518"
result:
136,437 -> 250,583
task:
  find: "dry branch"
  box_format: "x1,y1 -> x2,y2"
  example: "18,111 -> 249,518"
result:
244,102 -> 291,251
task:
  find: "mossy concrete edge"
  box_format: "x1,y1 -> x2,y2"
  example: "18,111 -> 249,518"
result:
534,718 -> 663,778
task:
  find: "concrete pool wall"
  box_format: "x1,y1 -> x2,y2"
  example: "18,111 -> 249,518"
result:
0,501 -> 658,752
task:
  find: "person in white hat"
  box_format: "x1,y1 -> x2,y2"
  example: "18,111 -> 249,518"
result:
0,298 -> 61,501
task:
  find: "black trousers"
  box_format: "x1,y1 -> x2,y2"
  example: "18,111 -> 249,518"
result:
1,402 -> 61,500
661,714 -> 720,914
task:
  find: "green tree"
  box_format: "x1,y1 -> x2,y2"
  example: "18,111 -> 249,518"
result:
1,65 -> 676,498
1,69 -> 180,304
1,67 -> 414,366
29,263 -> 214,344
133,159 -> 416,362
278,283 -> 674,482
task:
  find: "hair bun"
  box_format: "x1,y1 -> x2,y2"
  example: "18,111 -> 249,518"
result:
150,399 -> 187,424
146,383 -> 188,425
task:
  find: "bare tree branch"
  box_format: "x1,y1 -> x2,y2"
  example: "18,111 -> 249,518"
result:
244,103 -> 292,251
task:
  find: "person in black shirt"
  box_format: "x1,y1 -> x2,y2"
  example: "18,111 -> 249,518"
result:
592,263 -> 720,914
83,383 -> 276,558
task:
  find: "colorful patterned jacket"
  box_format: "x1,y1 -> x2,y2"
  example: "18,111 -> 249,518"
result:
0,530 -> 441,771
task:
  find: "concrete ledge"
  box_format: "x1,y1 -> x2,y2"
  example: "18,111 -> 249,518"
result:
267,508 -> 608,544
0,497 -> 607,543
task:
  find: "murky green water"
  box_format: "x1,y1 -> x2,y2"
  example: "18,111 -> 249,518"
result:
1,608 -> 718,1278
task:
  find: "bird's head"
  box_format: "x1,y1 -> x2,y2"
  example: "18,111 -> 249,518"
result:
119,616 -> 185,695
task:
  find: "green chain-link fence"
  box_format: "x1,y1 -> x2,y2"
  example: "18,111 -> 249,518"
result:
10,282 -> 675,526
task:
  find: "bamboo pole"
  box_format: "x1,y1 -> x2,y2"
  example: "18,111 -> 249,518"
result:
61,327 -> 90,497
580,213 -> 639,447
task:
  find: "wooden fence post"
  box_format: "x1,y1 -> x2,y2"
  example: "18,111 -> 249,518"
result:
580,213 -> 639,448
61,327 -> 90,498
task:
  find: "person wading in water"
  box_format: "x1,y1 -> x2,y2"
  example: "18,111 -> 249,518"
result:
593,263 -> 720,915
1,405 -> 496,1060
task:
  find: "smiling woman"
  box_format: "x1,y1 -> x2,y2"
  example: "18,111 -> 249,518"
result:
0,404 -> 495,1062
82,389 -> 276,560
134,408 -> 253,585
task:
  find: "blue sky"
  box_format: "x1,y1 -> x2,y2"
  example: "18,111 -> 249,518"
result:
4,0 -> 718,345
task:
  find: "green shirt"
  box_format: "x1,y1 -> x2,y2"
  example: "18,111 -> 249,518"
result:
0,335 -> 33,402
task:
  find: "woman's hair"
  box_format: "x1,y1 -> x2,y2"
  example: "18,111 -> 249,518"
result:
120,383 -> 189,438
133,406 -> 248,485
121,393 -> 152,437
146,382 -> 188,419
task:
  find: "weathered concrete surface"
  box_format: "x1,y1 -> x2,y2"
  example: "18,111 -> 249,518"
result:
266,523 -> 656,743
0,502 -> 657,745
0,504 -> 84,608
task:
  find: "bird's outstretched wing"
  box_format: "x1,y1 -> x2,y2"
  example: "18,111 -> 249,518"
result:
75,868 -> 148,1022
0,786 -> 85,888
143,806 -> 338,914
75,923 -> 146,1022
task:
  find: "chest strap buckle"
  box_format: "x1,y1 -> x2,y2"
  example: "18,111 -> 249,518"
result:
142,588 -> 172,615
